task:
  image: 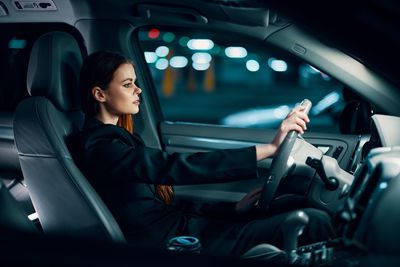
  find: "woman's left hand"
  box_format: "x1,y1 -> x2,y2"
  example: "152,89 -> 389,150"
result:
235,187 -> 263,214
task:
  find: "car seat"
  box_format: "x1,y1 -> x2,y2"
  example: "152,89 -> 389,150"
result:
13,31 -> 125,243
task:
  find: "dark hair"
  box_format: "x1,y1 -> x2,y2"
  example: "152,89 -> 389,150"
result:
79,50 -> 133,117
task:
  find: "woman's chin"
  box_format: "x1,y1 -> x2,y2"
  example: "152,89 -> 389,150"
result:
131,108 -> 139,115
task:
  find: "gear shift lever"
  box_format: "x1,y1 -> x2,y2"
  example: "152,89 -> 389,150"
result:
282,210 -> 309,263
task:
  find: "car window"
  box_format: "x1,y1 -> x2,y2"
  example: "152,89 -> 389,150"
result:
137,26 -> 345,133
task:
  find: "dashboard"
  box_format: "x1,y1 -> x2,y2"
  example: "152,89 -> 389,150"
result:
361,114 -> 400,159
295,114 -> 400,265
336,115 -> 400,254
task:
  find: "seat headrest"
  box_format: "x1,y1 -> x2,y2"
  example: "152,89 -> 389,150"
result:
27,31 -> 83,111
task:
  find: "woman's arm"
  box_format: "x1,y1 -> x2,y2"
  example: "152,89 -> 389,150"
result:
255,105 -> 310,161
86,134 -> 258,186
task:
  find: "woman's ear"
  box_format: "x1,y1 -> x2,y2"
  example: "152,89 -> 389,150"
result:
92,86 -> 106,103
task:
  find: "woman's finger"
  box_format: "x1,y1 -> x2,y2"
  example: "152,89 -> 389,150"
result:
287,106 -> 310,122
295,110 -> 310,123
247,192 -> 262,202
295,116 -> 307,131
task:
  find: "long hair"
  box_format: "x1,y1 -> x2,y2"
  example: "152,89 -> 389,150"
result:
80,51 -> 173,204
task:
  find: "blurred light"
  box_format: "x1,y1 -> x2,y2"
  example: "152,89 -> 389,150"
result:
179,36 -> 190,47
170,56 -> 188,68
28,212 -> 38,221
144,52 -> 157,63
148,28 -> 160,39
192,62 -> 210,71
273,105 -> 290,119
246,60 -> 260,72
311,91 -> 340,115
163,32 -> 175,43
308,65 -> 321,74
187,39 -> 214,50
225,47 -> 247,58
269,58 -> 287,72
8,38 -> 27,49
300,64 -> 323,79
192,52 -> 212,64
321,73 -> 331,81
379,182 -> 388,189
155,46 -> 169,57
222,107 -> 280,127
155,58 -> 169,70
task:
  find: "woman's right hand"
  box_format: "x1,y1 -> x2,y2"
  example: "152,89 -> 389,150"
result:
235,187 -> 263,214
255,105 -> 310,161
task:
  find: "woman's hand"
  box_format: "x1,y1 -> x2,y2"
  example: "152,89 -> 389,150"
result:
255,105 -> 310,161
235,187 -> 263,214
271,105 -> 310,153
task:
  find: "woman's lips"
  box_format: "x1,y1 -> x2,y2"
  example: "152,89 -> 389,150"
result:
133,100 -> 140,105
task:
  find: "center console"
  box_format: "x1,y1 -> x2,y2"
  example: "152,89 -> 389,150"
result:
294,147 -> 400,266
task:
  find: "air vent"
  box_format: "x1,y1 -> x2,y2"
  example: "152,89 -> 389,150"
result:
12,0 -> 57,11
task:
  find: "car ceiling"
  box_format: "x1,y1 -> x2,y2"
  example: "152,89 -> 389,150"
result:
69,0 -> 400,87
258,0 -> 400,89
1,0 -> 399,88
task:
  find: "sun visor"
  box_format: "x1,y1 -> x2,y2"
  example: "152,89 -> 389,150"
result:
135,4 -> 208,24
219,6 -> 270,26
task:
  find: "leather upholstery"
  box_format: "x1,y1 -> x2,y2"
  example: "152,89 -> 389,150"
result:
27,31 -> 82,111
0,180 -> 37,234
13,31 -> 125,243
0,111 -> 20,171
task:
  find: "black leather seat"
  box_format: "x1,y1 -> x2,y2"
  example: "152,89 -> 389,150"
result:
0,179 -> 37,234
13,31 -> 125,243
0,111 -> 35,213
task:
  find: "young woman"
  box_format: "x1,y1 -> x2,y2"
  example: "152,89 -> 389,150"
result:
69,50 -> 335,257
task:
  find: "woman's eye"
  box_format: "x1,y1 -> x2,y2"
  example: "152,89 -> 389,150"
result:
123,83 -> 133,88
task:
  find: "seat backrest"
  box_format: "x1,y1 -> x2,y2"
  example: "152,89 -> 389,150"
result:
13,31 -> 125,243
0,111 -> 20,172
0,179 -> 37,234
0,110 -> 35,217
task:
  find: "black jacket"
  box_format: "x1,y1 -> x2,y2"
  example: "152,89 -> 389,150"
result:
68,118 -> 258,245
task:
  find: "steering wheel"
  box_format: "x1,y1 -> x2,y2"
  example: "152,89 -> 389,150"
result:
257,99 -> 312,213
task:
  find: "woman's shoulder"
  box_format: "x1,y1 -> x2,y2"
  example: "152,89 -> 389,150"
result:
68,118 -> 135,149
86,120 -> 132,141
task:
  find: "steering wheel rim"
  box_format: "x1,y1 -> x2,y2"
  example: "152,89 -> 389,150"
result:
257,99 -> 312,213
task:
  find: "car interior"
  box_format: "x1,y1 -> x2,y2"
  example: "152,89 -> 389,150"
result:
1,0 -> 400,266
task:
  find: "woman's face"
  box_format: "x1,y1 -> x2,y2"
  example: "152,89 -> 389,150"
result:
102,63 -> 141,116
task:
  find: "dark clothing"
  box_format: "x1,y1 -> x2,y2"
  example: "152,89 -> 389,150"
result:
68,118 -> 335,256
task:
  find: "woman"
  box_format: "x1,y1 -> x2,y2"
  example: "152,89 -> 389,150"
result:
69,51 -> 335,257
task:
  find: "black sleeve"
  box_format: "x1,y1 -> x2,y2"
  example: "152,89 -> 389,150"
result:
85,133 -> 258,186
176,197 -> 239,219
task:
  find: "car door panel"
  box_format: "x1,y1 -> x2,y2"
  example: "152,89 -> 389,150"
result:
160,121 -> 360,203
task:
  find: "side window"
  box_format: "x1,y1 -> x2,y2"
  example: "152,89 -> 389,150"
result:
138,27 -> 345,133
